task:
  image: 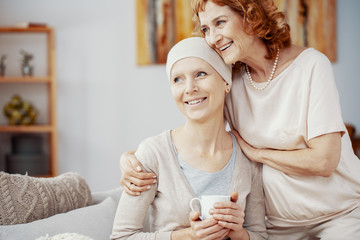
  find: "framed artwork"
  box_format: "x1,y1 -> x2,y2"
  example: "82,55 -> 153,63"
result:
136,0 -> 194,65
274,0 -> 337,62
136,0 -> 337,65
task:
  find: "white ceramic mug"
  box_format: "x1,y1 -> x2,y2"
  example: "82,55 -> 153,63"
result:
190,195 -> 230,220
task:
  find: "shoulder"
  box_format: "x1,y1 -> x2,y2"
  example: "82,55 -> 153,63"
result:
135,130 -> 173,170
137,130 -> 170,150
293,47 -> 332,69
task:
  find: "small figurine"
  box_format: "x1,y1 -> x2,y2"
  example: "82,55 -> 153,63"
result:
20,50 -> 34,76
0,54 -> 6,77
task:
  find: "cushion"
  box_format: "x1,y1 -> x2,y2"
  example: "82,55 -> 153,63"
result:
0,189 -> 122,240
0,172 -> 92,225
91,187 -> 122,204
36,232 -> 94,240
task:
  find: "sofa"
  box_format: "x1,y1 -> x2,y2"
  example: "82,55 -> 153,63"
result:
0,172 -> 123,240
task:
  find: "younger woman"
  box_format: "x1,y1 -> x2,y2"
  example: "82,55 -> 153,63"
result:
111,37 -> 267,240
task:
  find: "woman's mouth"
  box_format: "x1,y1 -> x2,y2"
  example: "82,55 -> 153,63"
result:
185,97 -> 207,105
219,41 -> 233,51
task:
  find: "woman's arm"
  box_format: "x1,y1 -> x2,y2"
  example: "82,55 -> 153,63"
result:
232,130 -> 342,177
120,150 -> 157,195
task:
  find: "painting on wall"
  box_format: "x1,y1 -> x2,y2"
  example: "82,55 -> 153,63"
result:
137,0 -> 337,65
274,0 -> 337,62
136,0 -> 194,65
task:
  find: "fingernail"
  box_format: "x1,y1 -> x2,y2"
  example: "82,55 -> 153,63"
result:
209,209 -> 214,214
153,179 -> 157,184
136,192 -> 140,196
147,185 -> 151,189
136,166 -> 142,171
153,175 -> 157,178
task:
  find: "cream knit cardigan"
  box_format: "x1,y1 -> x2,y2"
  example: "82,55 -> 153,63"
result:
111,130 -> 267,240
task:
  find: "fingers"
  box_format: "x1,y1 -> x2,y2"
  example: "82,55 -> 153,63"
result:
211,207 -> 243,219
120,173 -> 157,195
231,191 -> 239,203
121,181 -> 140,196
192,218 -> 228,240
211,196 -> 245,231
119,151 -> 157,196
127,173 -> 157,186
213,198 -> 240,211
189,211 -> 201,222
128,152 -> 143,172
121,178 -> 154,196
122,152 -> 157,181
217,217 -> 244,231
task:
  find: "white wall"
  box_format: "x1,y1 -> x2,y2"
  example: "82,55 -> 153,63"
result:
332,0 -> 360,131
0,0 -> 359,192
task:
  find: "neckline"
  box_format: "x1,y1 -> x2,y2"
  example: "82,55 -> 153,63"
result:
166,130 -> 238,197
244,47 -> 313,90
171,132 -> 236,175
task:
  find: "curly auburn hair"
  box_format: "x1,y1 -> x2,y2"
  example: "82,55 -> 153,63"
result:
191,0 -> 291,64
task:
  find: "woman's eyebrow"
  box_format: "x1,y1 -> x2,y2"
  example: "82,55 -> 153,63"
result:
202,15 -> 227,27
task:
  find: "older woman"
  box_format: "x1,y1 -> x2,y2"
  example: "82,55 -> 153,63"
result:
120,1 -> 360,239
111,37 -> 267,240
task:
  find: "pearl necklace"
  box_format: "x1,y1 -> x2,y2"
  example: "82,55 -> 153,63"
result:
245,48 -> 280,91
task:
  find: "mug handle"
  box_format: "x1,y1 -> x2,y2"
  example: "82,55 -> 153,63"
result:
190,197 -> 201,211
190,197 -> 201,219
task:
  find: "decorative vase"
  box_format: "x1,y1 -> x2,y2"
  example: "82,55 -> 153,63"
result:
21,64 -> 33,76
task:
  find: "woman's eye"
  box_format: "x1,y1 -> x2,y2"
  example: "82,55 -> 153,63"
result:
197,72 -> 206,77
173,77 -> 181,83
201,27 -> 209,34
216,20 -> 225,26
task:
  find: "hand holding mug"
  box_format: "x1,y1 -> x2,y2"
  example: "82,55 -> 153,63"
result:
210,192 -> 249,239
189,211 -> 230,240
190,195 -> 230,220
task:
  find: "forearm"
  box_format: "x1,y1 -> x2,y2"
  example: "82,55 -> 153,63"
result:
112,232 -> 172,240
171,228 -> 194,240
257,133 -> 341,177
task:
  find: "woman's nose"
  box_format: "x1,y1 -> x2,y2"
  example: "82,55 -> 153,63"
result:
185,80 -> 198,94
207,29 -> 221,46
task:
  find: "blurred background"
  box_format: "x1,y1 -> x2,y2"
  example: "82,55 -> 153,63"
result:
0,0 -> 359,192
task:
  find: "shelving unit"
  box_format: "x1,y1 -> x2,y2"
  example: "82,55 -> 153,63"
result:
0,26 -> 57,177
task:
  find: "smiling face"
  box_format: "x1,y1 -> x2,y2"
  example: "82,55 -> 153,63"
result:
170,57 -> 228,123
198,1 -> 255,64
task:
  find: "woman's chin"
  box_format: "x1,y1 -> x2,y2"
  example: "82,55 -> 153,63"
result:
223,55 -> 237,65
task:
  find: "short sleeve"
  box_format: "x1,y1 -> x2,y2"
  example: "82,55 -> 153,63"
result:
307,52 -> 345,140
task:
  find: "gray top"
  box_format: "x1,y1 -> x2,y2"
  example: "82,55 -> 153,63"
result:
173,133 -> 236,197
111,130 -> 267,240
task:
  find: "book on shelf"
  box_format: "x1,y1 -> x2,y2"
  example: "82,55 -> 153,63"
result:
13,22 -> 47,28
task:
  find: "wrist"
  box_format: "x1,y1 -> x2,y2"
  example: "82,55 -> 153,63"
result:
171,228 -> 195,240
228,229 -> 249,240
256,148 -> 268,164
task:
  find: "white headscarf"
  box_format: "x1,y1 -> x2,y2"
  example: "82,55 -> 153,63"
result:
166,37 -> 232,86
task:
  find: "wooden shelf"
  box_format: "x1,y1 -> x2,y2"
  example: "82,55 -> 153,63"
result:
0,26 -> 58,177
0,76 -> 51,83
0,26 -> 52,33
0,125 -> 54,133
